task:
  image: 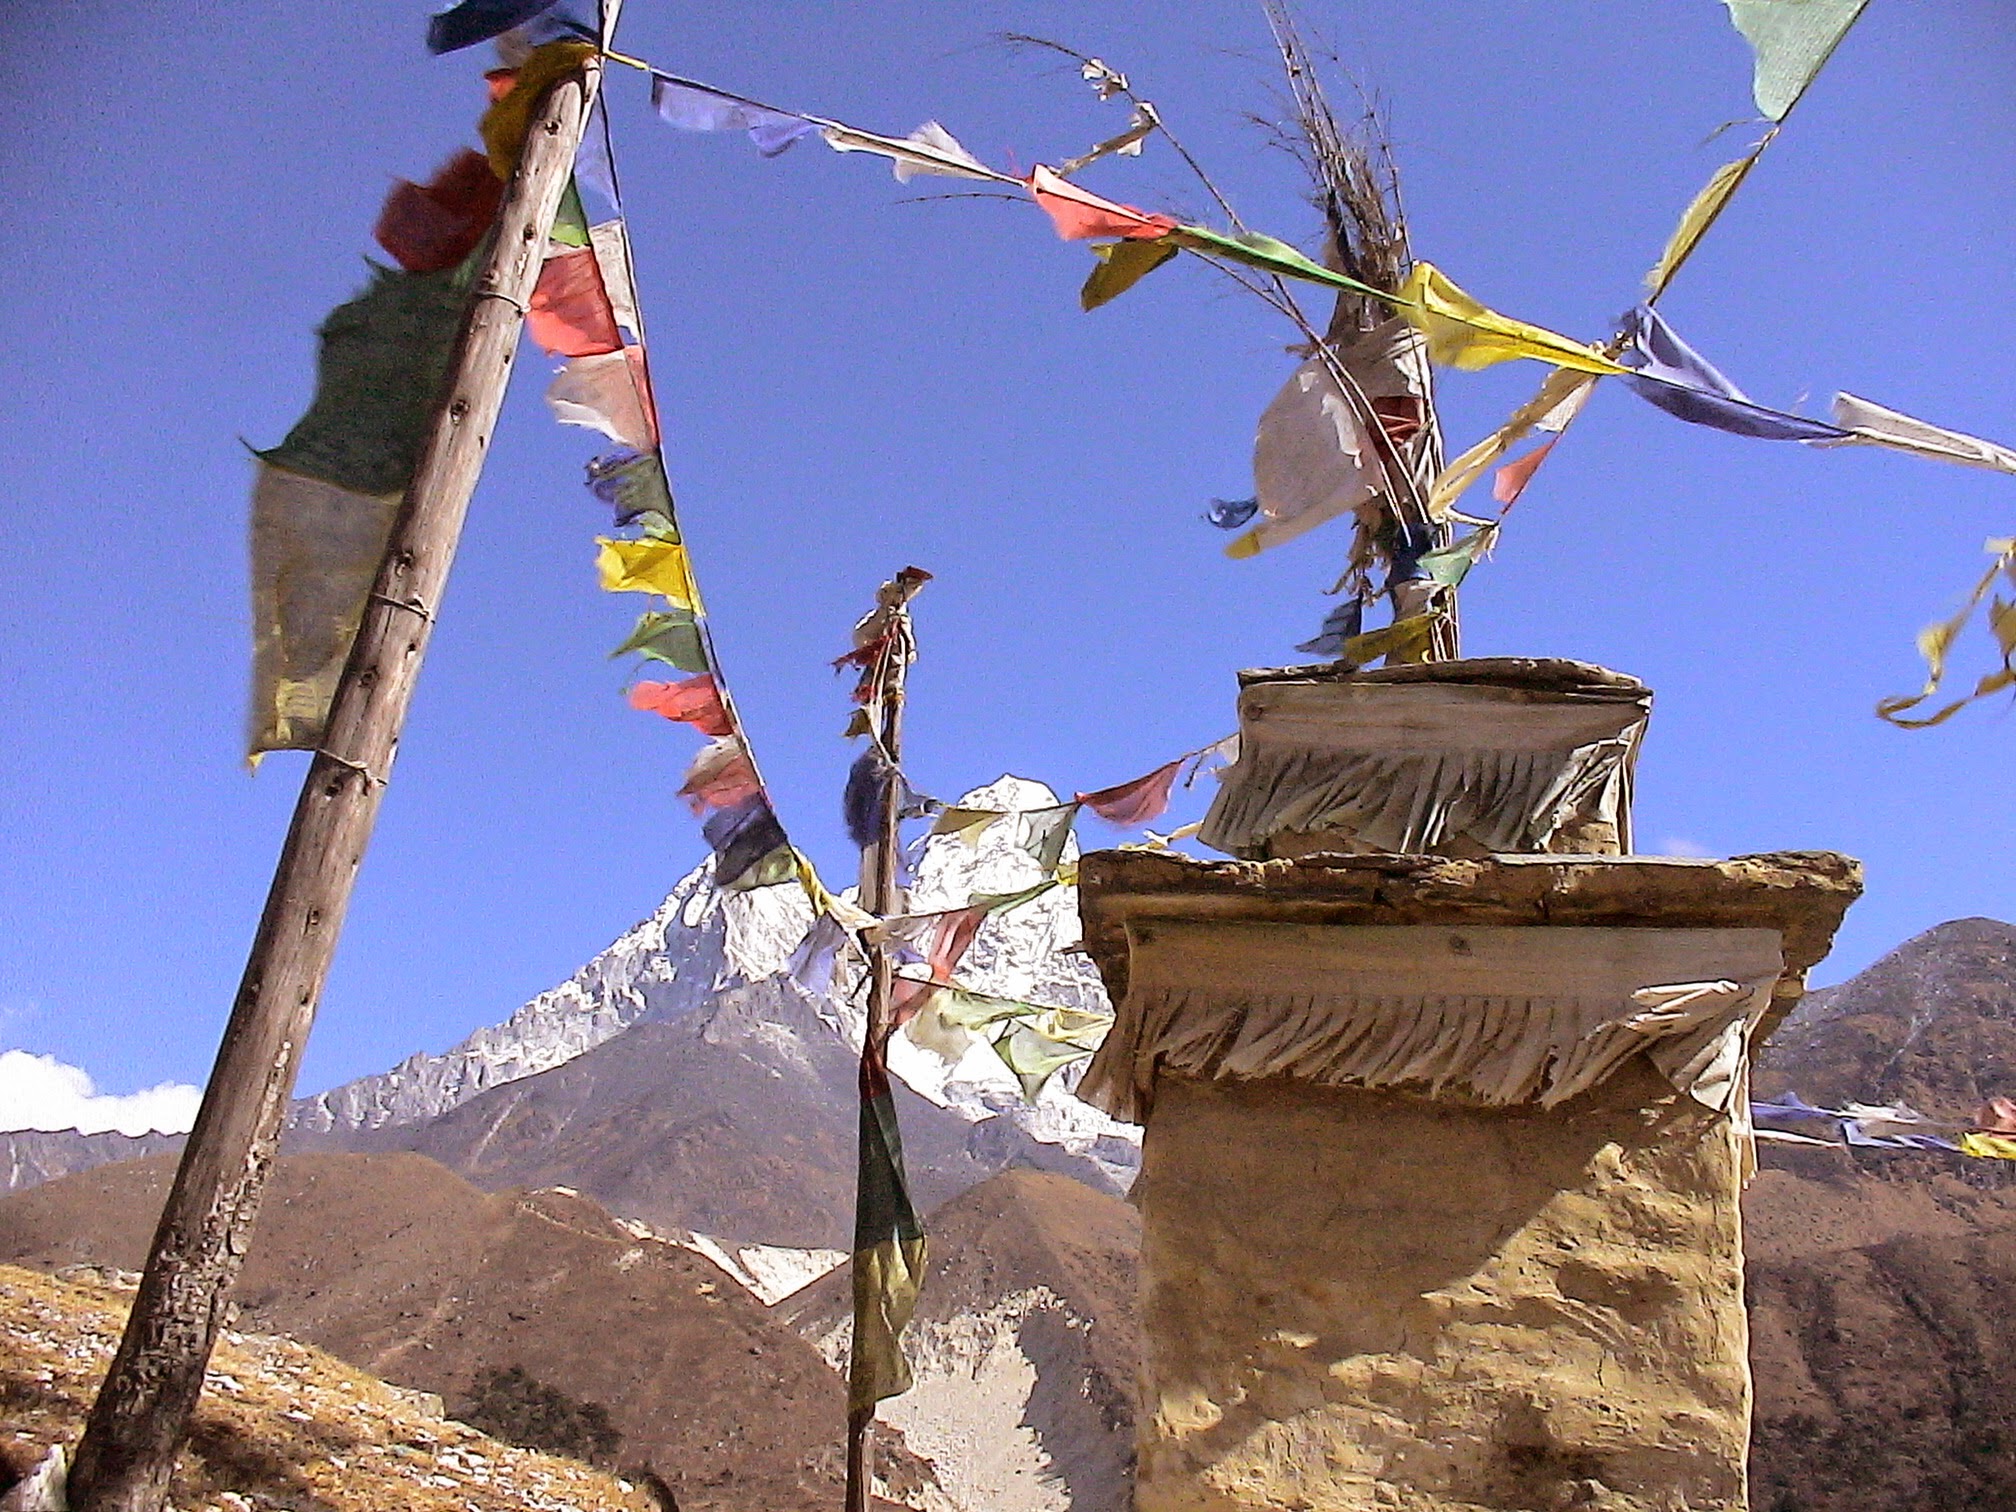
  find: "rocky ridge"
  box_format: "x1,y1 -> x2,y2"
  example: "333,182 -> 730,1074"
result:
1756,915 -> 2016,1120
288,863 -> 731,1135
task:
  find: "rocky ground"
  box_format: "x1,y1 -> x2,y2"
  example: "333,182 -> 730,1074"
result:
0,1154 -> 938,1512
0,1263 -> 659,1512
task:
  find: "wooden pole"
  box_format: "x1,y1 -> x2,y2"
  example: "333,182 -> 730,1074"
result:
67,49 -> 608,1512
843,572 -> 924,1512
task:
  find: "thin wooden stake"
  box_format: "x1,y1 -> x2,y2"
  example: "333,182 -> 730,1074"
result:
843,569 -> 927,1512
66,47 -> 610,1512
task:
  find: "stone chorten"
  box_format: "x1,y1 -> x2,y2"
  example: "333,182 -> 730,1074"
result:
1075,659 -> 1859,1512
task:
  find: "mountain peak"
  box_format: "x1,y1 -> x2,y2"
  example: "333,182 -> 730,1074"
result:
1758,913 -> 2016,1118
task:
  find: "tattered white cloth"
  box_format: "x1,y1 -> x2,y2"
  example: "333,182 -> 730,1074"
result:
1076,921 -> 1785,1125
1240,317 -> 1440,555
1199,659 -> 1651,859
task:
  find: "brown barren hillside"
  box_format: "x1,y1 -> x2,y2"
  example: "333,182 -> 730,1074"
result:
1740,917 -> 2016,1512
1757,917 -> 2016,1118
0,1152 -> 938,1512
0,1263 -> 657,1512
780,1170 -> 1140,1512
341,988 -> 1119,1250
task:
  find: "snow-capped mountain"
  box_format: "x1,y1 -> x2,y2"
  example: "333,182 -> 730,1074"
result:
287,777 -> 1141,1184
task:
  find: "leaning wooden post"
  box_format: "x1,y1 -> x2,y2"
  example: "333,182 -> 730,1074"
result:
67,50 -> 608,1512
844,570 -> 927,1512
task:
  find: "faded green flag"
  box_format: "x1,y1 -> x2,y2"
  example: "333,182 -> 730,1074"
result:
258,261 -> 472,497
849,1053 -> 926,1413
1169,224 -> 1385,301
610,608 -> 708,672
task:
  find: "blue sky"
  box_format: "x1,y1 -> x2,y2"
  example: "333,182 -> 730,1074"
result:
2,1 -> 2011,1107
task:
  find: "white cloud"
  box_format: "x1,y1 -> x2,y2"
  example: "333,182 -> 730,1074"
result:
0,1050 -> 202,1136
1659,836 -> 1716,858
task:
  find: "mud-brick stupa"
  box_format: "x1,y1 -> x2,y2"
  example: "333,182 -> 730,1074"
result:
1076,659 -> 1859,1512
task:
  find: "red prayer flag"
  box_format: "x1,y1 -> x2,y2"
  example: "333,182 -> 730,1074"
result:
529,248 -> 623,358
1077,757 -> 1184,828
1492,440 -> 1558,508
890,976 -> 938,1029
374,149 -> 504,273
925,907 -> 988,982
1028,165 -> 1178,242
627,674 -> 732,737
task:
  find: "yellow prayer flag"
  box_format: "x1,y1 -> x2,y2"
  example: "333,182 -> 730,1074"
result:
1960,1132 -> 2016,1161
1394,263 -> 1625,376
480,41 -> 599,177
1081,238 -> 1180,311
1339,613 -> 1441,668
1877,538 -> 2016,728
247,462 -> 402,761
596,536 -> 701,609
1646,146 -> 1767,299
931,806 -> 1006,846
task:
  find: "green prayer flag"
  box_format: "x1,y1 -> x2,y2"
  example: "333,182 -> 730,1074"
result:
1417,529 -> 1496,590
1722,0 -> 1869,121
610,608 -> 708,672
849,1087 -> 926,1412
720,843 -> 798,892
550,178 -> 590,247
258,261 -> 471,497
989,1010 -> 1109,1102
1015,804 -> 1079,874
634,510 -> 681,543
1169,225 -> 1386,301
1081,238 -> 1179,311
970,880 -> 1059,916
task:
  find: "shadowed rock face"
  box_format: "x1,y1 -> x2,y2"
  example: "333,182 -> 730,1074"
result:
1743,915 -> 2016,1512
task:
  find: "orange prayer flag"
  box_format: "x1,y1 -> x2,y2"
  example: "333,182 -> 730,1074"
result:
1028,165 -> 1178,242
1492,439 -> 1558,508
529,248 -> 622,357
628,674 -> 733,737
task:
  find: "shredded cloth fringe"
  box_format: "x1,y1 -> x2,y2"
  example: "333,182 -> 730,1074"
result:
1199,677 -> 1649,859
1076,923 -> 1782,1124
